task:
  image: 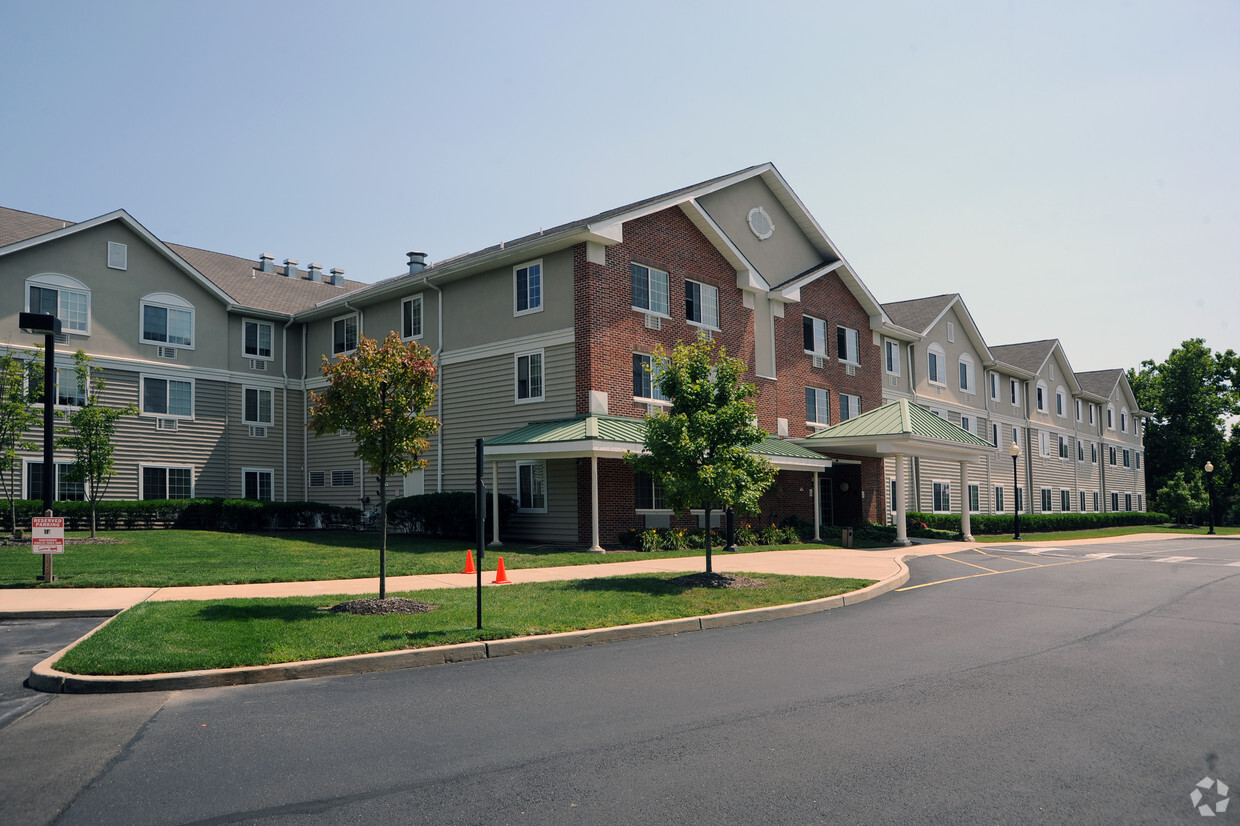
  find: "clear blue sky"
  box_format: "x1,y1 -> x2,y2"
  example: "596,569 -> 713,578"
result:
3,0 -> 1236,373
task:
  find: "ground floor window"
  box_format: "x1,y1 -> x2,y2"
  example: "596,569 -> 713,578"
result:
889,479 -> 897,513
1093,491 -> 1100,511
968,484 -> 979,513
517,460 -> 547,512
244,468 -> 274,501
1016,487 -> 1024,512
25,461 -> 84,501
634,471 -> 666,510
1125,493 -> 1132,511
142,466 -> 192,499
1080,490 -> 1087,511
1040,488 -> 1053,512
932,481 -> 951,512
1111,491 -> 1119,512
994,486 -> 1004,512
1060,489 -> 1071,512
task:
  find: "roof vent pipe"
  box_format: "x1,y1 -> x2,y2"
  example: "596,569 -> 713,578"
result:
329,267 -> 345,286
307,263 -> 322,282
283,258 -> 299,278
407,251 -> 427,275
259,253 -> 274,273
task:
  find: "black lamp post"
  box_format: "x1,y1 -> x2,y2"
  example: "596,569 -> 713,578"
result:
1009,441 -> 1022,541
1204,461 -> 1215,535
19,311 -> 61,582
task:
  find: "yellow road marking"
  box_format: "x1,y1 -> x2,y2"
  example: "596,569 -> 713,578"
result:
971,547 -> 1043,566
897,558 -> 1093,591
936,553 -> 1001,573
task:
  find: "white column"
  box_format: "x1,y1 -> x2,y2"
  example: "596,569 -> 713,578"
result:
895,454 -> 910,546
812,470 -> 821,542
959,461 -> 974,542
589,455 -> 604,553
489,461 -> 502,546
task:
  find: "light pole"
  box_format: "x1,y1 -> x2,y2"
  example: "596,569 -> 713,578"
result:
1009,441 -> 1022,541
1204,461 -> 1215,535
19,311 -> 61,582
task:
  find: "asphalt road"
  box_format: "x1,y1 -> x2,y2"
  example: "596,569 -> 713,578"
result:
2,536 -> 1237,825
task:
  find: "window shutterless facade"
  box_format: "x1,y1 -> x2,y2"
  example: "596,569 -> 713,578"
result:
27,274 -> 90,335
515,351 -> 544,402
839,393 -> 860,422
517,460 -> 547,512
634,471 -> 666,510
958,355 -> 975,394
806,387 -> 830,425
514,261 -> 542,315
994,486 -> 1005,512
836,326 -> 860,365
1080,490 -> 1087,511
885,340 -> 901,375
141,294 -> 194,348
26,461 -> 85,501
141,375 -> 193,418
402,295 -> 423,339
632,353 -> 666,402
332,314 -> 359,355
243,319 -> 273,359
685,280 -> 719,329
927,344 -> 945,385
968,484 -> 980,513
803,316 -> 828,356
243,387 -> 274,426
1061,489 -> 1071,511
932,481 -> 951,512
1041,488 -> 1053,512
631,263 -> 670,316
243,468 -> 274,501
141,466 -> 192,499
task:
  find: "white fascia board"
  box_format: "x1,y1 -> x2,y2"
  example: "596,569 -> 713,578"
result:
769,260 -> 846,304
678,199 -> 767,292
484,440 -> 645,460
439,327 -> 574,367
765,455 -> 833,471
597,164 -> 777,231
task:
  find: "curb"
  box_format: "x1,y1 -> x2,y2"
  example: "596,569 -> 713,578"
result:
27,560 -> 910,694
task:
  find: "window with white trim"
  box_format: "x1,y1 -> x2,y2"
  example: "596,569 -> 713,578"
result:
26,274 -> 90,335
243,468 -> 274,501
990,372 -> 998,400
37,366 -> 85,408
1078,440 -> 1084,461
517,460 -> 547,512
1120,409 -> 1128,432
1039,431 -> 1050,457
141,293 -> 195,348
141,466 -> 192,499
1107,404 -> 1115,429
958,354 -> 975,394
1089,404 -> 1095,425
803,316 -> 828,357
1125,493 -> 1132,511
992,423 -> 999,447
1109,446 -> 1117,465
885,340 -> 901,375
1061,489 -> 1071,511
1059,435 -> 1068,459
946,321 -> 955,343
1036,381 -> 1048,413
1093,491 -> 1100,511
961,415 -> 972,434
1111,491 -> 1119,512
1056,387 -> 1066,417
932,481 -> 951,512
1091,442 -> 1097,463
994,486 -> 1005,512
1010,379 -> 1019,406
890,478 -> 897,513
631,263 -> 670,316
633,353 -> 667,402
141,376 -> 193,418
402,295 -> 423,339
1080,490 -> 1087,511
836,326 -> 860,365
243,387 -> 274,426
1040,488 -> 1053,512
331,469 -> 355,487
1075,399 -> 1082,422
634,471 -> 666,510
927,344 -> 946,385
516,351 -> 544,402
806,387 -> 830,426
839,393 -> 860,422
26,461 -> 85,502
333,313 -> 359,355
243,319 -> 273,360
685,280 -> 719,329
968,484 -> 980,513
514,261 -> 542,315
1123,449 -> 1130,468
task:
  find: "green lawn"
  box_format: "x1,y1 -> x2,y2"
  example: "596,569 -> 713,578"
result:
54,572 -> 873,675
0,530 -> 836,588
972,524 -> 1239,543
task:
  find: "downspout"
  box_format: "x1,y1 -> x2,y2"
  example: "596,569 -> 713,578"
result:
281,315 -> 294,502
1022,380 -> 1033,514
302,324 -> 309,504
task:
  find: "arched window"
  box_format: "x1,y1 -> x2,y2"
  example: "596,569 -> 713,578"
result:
1055,386 -> 1067,417
26,273 -> 91,335
926,343 -> 946,385
958,354 -> 975,394
1036,380 -> 1049,413
140,293 -> 196,349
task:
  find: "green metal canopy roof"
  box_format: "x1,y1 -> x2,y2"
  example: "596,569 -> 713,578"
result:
484,414 -> 831,471
801,398 -> 994,461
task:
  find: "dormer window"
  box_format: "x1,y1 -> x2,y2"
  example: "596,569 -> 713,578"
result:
141,293 -> 194,348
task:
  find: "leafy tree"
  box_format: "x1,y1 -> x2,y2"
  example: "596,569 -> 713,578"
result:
59,350 -> 138,537
1130,339 -> 1238,513
1154,471 -> 1208,526
0,350 -> 40,537
627,332 -> 777,573
308,332 -> 440,599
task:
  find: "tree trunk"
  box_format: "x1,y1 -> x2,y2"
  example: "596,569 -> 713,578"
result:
379,465 -> 388,600
704,504 -> 713,573
90,499 -> 97,539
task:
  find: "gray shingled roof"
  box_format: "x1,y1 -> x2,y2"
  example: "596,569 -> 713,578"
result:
881,294 -> 957,334
1075,369 -> 1123,399
990,340 -> 1057,374
0,206 -> 367,315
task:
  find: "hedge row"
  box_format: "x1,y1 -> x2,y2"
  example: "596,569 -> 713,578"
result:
384,491 -> 518,539
0,498 -> 361,533
906,510 -> 1169,535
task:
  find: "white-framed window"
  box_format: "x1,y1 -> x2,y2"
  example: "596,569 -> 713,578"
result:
1040,488 -> 1053,512
836,325 -> 860,365
885,340 -> 901,375
1078,440 -> 1084,461
1039,431 -> 1050,457
968,484 -> 980,513
839,393 -> 861,422
631,263 -> 670,316
1107,404 -> 1115,429
927,344 -> 946,385
1012,426 -> 1020,449
1035,381 -> 1048,413
141,465 -> 193,499
1109,446 -> 1117,465
1120,408 -> 1128,433
1056,387 -> 1066,417
946,321 -> 955,343
1015,487 -> 1024,511
1010,379 -> 1019,406
517,460 -> 547,512
333,313 -> 359,355
402,295 -> 423,340
1080,490 -> 1087,511
1123,449 -> 1130,468
515,350 -> 544,402
1089,404 -> 1096,425
1091,443 -> 1097,463
685,280 -> 720,329
932,481 -> 951,512
1111,491 -> 1120,512
107,241 -> 128,270
140,293 -> 195,349
1061,489 -> 1071,512
633,353 -> 667,403
1059,435 -> 1068,459
1094,491 -> 1100,511
989,372 -> 998,400
26,274 -> 90,335
243,468 -> 274,501
1136,452 -> 1141,469
634,471 -> 666,510
243,386 -> 274,426
25,460 -> 85,502
890,478 -> 898,513
806,387 -> 830,426
992,423 -> 1000,447
309,471 -> 326,487
37,366 -> 86,409
994,486 -> 1005,513
961,415 -> 973,434
803,315 -> 828,357
243,319 -> 274,360
514,261 -> 542,315
141,375 -> 193,418
332,469 -> 355,487
958,354 -> 975,394
1075,399 -> 1082,422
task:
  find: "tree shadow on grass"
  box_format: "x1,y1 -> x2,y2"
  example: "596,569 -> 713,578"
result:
197,604 -> 326,622
572,576 -> 690,596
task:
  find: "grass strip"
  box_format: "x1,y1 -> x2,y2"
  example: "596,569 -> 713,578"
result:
972,525 -> 1238,543
54,572 -> 873,675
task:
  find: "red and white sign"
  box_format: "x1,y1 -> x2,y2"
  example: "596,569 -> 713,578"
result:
31,516 -> 65,555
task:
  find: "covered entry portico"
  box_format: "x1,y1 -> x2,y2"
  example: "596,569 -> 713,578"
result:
801,399 -> 995,546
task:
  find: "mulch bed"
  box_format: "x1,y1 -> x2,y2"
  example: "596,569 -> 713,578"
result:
328,597 -> 435,615
668,572 -> 767,589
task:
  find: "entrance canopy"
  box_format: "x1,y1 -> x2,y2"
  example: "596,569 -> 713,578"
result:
800,398 -> 993,462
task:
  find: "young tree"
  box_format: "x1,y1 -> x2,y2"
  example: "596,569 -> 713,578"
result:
1154,471 -> 1208,526
627,332 -> 777,573
0,350 -> 40,537
58,350 -> 138,537
308,332 -> 440,600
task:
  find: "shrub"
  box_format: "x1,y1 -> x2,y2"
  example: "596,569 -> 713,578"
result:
906,510 -> 1170,535
636,529 -> 661,552
661,529 -> 690,551
385,491 -> 517,539
0,498 -> 360,533
736,524 -> 760,546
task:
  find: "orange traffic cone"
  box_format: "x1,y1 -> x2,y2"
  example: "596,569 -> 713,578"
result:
460,549 -> 476,574
492,556 -> 512,584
